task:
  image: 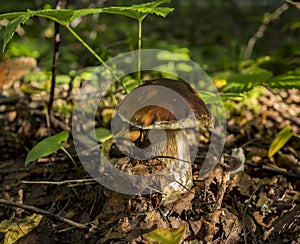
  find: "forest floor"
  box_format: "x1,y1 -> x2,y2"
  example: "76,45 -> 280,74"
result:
0,86 -> 299,243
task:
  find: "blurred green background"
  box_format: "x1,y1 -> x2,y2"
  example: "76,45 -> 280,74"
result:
0,0 -> 299,75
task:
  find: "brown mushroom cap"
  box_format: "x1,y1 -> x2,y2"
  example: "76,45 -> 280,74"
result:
116,78 -> 213,129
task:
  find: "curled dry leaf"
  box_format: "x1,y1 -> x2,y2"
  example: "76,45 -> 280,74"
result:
0,57 -> 37,90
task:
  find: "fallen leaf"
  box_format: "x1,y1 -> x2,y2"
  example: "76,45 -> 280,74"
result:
146,224 -> 186,244
268,126 -> 293,158
0,213 -> 43,244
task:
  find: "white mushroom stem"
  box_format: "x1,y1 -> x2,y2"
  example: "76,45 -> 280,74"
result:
150,129 -> 193,204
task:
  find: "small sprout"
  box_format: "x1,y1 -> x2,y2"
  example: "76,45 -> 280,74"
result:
25,131 -> 69,167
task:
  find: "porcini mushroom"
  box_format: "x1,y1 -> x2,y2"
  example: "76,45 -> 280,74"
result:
114,78 -> 213,204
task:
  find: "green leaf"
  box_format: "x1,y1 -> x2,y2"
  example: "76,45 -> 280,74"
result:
0,213 -> 43,244
222,68 -> 273,93
0,0 -> 173,23
268,126 -> 293,158
266,72 -> 300,89
0,9 -> 76,27
283,20 -> 300,30
101,6 -> 173,20
34,9 -> 75,25
70,9 -> 104,21
56,74 -> 72,85
0,12 -> 36,52
220,92 -> 243,99
0,12 -> 28,20
198,91 -> 223,104
146,225 -> 186,244
94,128 -> 112,143
25,131 -> 69,166
72,0 -> 173,20
37,1 -> 173,22
99,0 -> 173,20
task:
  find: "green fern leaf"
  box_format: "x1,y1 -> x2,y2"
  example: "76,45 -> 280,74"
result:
222,68 -> 273,93
266,72 -> 300,89
0,12 -> 35,52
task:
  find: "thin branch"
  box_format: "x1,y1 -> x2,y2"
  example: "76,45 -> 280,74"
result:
0,199 -> 88,230
48,0 -> 66,128
21,178 -> 96,186
245,161 -> 300,179
244,3 -> 289,60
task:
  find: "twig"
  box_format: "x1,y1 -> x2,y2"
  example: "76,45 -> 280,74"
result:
244,3 -> 289,59
50,114 -> 71,131
286,0 -> 300,10
0,199 -> 88,230
0,95 -> 21,105
21,178 -> 96,186
245,161 -> 300,179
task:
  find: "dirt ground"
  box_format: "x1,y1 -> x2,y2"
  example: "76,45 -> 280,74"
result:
0,87 -> 299,243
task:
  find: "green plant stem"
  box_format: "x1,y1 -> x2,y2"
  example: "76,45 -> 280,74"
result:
60,146 -> 78,169
137,19 -> 142,85
66,25 -> 128,93
66,25 -> 106,67
44,105 -> 51,136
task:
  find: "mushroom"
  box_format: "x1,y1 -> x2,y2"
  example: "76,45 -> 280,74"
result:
114,78 -> 213,204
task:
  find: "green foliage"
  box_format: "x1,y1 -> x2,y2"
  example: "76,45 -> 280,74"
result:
0,0 -> 173,52
198,91 -> 224,104
0,13 -> 35,52
89,1 -> 174,20
94,128 -> 112,143
219,55 -> 300,95
222,67 -> 273,93
1,1 -> 298,97
267,72 -> 300,89
6,38 -> 49,58
284,20 -> 300,30
222,86 -> 265,117
0,0 -> 173,91
25,131 -> 69,166
268,126 -> 293,158
3,1 -> 173,167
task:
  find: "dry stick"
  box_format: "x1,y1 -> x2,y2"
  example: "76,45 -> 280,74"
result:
21,178 -> 96,186
0,95 -> 21,105
244,3 -> 289,60
245,161 -> 300,179
286,0 -> 300,9
0,199 -> 88,230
